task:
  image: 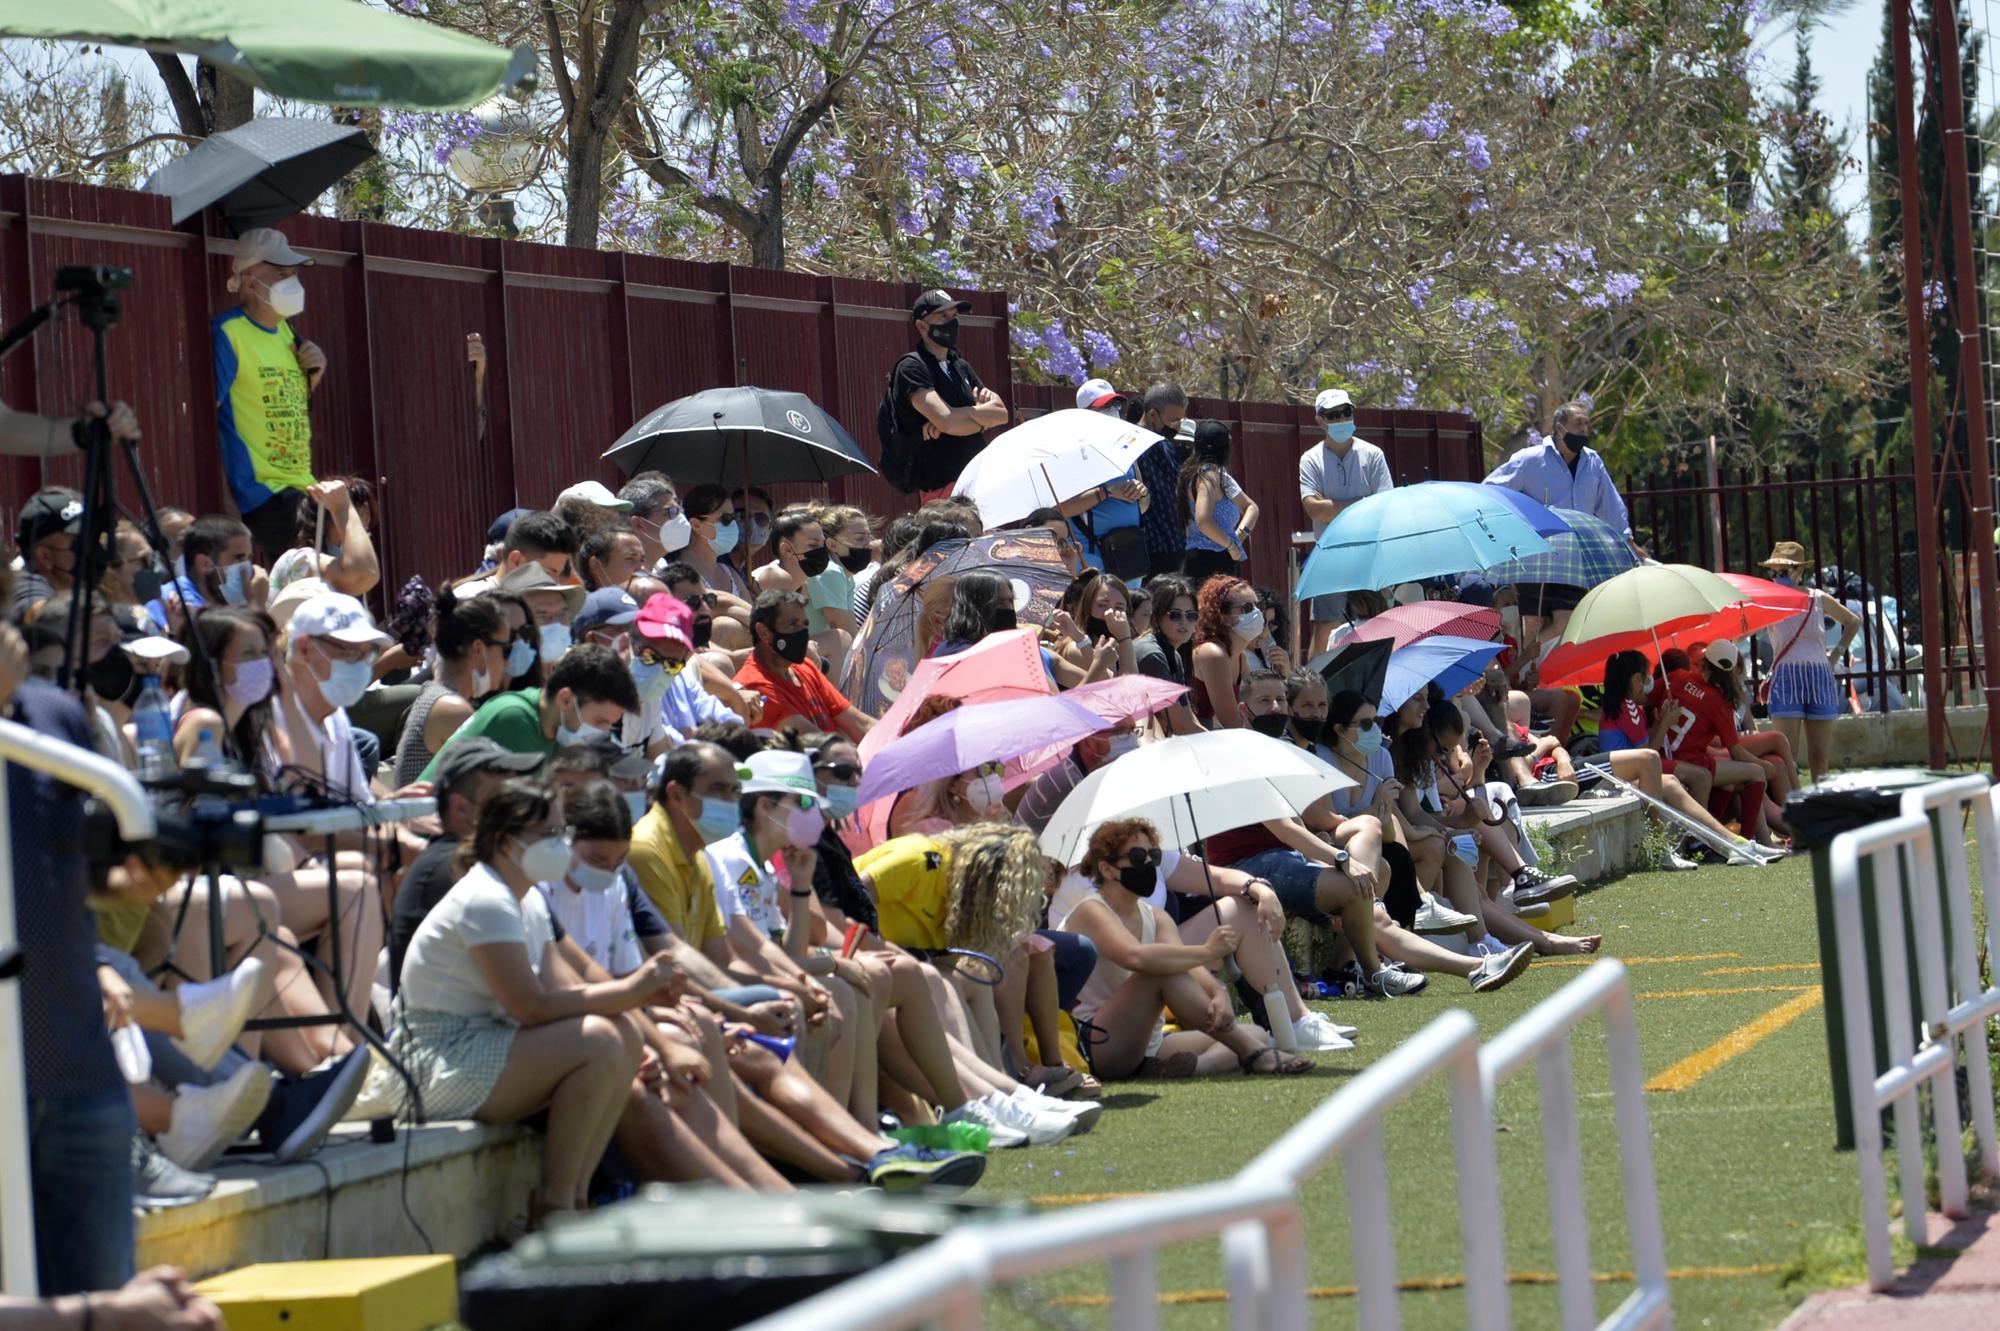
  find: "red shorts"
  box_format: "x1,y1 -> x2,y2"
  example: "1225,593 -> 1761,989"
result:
1668,751 -> 1716,776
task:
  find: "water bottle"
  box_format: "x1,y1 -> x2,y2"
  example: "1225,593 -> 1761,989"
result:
191,725 -> 225,767
1263,986 -> 1298,1052
131,677 -> 176,782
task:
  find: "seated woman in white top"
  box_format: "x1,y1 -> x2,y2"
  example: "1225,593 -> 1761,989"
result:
1058,818 -> 1317,1080
396,778 -> 663,1224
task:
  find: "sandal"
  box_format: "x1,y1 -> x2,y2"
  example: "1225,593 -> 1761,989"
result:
1067,1074 -> 1104,1100
1241,1046 -> 1316,1076
1023,1064 -> 1083,1098
1133,1051 -> 1200,1080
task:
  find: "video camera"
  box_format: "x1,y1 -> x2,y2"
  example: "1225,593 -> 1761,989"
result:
84,759 -> 267,875
54,264 -> 131,331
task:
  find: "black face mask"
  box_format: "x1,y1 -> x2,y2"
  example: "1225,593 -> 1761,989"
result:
692,616 -> 714,648
1561,431 -> 1589,452
88,649 -> 134,704
770,628 -> 811,665
928,318 -> 960,349
838,546 -> 873,574
988,607 -> 1018,633
797,547 -> 831,577
1085,616 -> 1109,641
1249,712 -> 1291,739
1291,715 -> 1327,745
1116,864 -> 1156,895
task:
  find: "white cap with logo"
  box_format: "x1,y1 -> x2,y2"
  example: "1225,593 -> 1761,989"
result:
287,591 -> 392,647
1702,639 -> 1740,670
1314,388 -> 1353,413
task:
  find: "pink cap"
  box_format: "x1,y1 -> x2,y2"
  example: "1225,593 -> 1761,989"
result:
635,593 -> 694,650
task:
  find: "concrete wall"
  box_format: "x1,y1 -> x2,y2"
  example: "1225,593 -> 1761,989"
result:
1831,707 -> 1990,769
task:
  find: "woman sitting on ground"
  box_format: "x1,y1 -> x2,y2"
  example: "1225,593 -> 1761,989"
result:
1657,640 -> 1792,848
1058,819 -> 1313,1079
394,778 -> 652,1224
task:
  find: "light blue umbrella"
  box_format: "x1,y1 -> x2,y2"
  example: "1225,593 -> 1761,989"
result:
1380,635 -> 1508,712
1296,481 -> 1556,597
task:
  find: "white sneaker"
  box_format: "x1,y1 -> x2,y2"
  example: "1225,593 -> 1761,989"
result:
1290,1012 -> 1356,1052
158,1061 -> 274,1171
1662,850 -> 1702,872
942,1098 -> 1029,1149
172,959 -> 267,1071
1413,895 -> 1480,935
980,1090 -> 1075,1146
1365,963 -> 1429,997
1469,943 -> 1535,994
1012,1086 -> 1101,1134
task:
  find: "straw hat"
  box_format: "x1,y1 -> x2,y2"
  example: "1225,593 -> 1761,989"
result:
1761,540 -> 1807,570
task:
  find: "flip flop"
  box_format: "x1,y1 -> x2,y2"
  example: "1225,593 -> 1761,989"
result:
1241,1046 -> 1316,1076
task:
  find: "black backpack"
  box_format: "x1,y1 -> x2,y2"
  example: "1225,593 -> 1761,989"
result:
874,353 -> 925,494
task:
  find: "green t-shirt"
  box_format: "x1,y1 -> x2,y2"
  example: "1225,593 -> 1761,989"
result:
806,566 -> 854,635
418,688 -> 552,782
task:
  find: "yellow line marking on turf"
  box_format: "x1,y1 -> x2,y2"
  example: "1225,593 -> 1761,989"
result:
1644,989 -> 1825,1093
1703,963 -> 1821,976
1541,951 -> 1742,968
1639,984 -> 1821,1000
1046,1263 -> 1788,1306
1029,1191 -> 1152,1206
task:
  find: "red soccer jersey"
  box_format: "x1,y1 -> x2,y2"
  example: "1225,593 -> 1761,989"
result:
1661,675 -> 1739,762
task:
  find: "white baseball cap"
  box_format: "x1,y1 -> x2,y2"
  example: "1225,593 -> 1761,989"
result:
287,591 -> 392,647
1703,639 -> 1740,670
739,749 -> 820,804
1314,388 -> 1354,413
231,227 -> 312,274
557,480 -> 633,513
1075,379 -> 1124,411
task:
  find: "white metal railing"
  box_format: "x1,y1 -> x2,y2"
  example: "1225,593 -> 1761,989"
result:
744,961 -> 1666,1331
1479,959 -> 1670,1331
1828,783 -> 2000,1292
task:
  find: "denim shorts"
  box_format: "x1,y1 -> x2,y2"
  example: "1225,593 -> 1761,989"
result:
1229,848 -> 1333,927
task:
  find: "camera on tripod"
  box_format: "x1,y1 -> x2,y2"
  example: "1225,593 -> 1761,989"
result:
54,264 -> 132,330
84,760 -> 268,875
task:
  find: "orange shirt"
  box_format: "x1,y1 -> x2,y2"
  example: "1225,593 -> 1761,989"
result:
735,652 -> 852,732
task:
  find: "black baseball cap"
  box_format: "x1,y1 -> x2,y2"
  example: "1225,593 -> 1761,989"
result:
486,507 -> 533,544
433,737 -> 543,800
912,289 -> 972,320
18,489 -> 84,549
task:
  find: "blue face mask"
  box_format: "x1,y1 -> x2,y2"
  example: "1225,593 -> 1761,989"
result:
629,657 -> 667,700
1773,573 -> 1795,586
708,517 -> 740,557
219,560 -> 254,606
693,794 -> 739,843
822,784 -> 860,820
538,621 -> 572,664
1324,421 -> 1356,444
505,638 -> 536,678
1353,723 -> 1384,755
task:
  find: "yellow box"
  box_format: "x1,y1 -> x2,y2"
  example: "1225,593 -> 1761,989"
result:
1518,893 -> 1576,930
195,1256 -> 457,1331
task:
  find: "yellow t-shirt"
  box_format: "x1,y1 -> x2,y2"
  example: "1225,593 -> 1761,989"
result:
854,835 -> 952,950
628,807 -> 727,949
213,308 -> 317,512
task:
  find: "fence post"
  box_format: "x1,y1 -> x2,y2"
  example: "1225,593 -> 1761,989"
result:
1108,1249 -> 1159,1331
1536,1039 -> 1595,1331
1449,1047 -> 1512,1331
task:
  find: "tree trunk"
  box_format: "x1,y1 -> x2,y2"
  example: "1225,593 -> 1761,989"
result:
561,0 -> 647,250
564,110 -> 607,248
197,60 -> 254,134
748,189 -> 784,268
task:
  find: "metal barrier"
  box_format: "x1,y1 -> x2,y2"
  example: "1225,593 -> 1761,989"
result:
1479,960 -> 1670,1331
744,962 -> 1667,1331
1827,789 -> 2000,1291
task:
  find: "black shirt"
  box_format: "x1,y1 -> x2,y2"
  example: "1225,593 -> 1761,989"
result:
10,570 -> 53,621
1133,631 -> 1190,687
13,679 -> 121,1099
891,349 -> 988,491
388,833 -> 461,993
812,824 -> 878,932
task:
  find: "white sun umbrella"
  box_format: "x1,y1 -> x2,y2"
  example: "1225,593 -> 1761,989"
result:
1038,729 -> 1354,867
951,408 -> 1163,531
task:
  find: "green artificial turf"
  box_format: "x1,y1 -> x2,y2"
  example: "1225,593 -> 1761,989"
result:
968,852 -> 1921,1330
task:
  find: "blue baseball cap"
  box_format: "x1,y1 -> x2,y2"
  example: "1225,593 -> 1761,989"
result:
487,507 -> 533,543
575,587 -> 640,631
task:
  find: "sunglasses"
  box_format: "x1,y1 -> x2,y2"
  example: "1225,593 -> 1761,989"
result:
1224,600 -> 1258,615
1160,609 -> 1197,624
683,591 -> 719,609
1319,406 -> 1356,421
1351,717 -> 1379,731
1123,846 -> 1164,869
816,761 -> 862,782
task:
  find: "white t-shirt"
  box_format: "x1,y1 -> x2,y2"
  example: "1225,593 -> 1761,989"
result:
400,862 -> 555,1018
536,878 -> 644,978
1049,850 -> 1183,924
310,705 -> 375,804
703,828 -> 786,941
1329,746 -> 1395,817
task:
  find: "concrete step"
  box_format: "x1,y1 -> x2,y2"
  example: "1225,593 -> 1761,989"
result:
1778,1212 -> 2000,1329
1522,792 -> 1647,882
139,1121 -> 540,1280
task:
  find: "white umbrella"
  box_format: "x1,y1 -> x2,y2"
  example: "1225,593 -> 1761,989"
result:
1038,729 -> 1354,867
951,408 -> 1162,531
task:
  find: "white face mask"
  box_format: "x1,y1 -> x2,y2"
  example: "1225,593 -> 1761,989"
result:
219,560 -> 253,606
309,645 -> 371,709
555,700 -> 609,748
518,835 -> 571,884
961,771 -> 1004,812
470,664 -> 493,698
538,621 -> 572,664
265,276 -> 306,319
1231,609 -> 1266,641
566,857 -> 620,894
1104,732 -> 1142,760
658,513 -> 693,554
625,790 -> 649,822
1499,606 -> 1523,638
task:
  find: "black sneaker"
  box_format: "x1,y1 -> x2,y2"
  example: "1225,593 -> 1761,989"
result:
255,1047 -> 371,1162
1511,866 -> 1579,906
133,1135 -> 215,1208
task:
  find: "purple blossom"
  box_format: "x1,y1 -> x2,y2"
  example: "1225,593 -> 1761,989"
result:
1603,272 -> 1643,304
1460,130 -> 1491,171
1363,19 -> 1394,54
1080,329 -> 1120,367
781,0 -> 832,47
1406,277 -> 1433,311
1403,102 -> 1451,141
1571,124 -> 1591,143
1194,230 -> 1220,256
1476,3 -> 1517,35
1923,278 -> 1949,313
945,152 -> 981,182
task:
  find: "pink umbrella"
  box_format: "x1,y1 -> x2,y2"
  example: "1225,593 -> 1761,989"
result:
1348,601 -> 1501,652
1062,674 -> 1189,725
855,693 -> 1111,808
858,629 -> 1054,767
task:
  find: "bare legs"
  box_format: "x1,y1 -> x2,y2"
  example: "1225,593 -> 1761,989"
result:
1177,896 -> 1312,1023
477,1015 -> 641,1213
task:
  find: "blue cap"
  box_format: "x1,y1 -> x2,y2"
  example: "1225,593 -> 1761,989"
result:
575,586 -> 640,631
1455,576 -> 1496,607
487,507 -> 533,543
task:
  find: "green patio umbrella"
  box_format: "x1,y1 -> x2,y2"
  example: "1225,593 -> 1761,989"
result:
0,0 -> 534,110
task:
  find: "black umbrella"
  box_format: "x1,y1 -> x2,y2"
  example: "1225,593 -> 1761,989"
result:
144,117 -> 375,230
1307,636 -> 1395,705
602,386 -> 875,486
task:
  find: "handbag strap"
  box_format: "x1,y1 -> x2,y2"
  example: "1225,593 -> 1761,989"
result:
1772,594 -> 1817,665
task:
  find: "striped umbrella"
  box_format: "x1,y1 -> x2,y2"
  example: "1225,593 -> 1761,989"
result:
1483,507 -> 1636,591
1347,601 -> 1501,653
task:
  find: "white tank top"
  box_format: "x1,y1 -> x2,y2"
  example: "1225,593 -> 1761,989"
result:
1062,895 -> 1167,1058
1771,590 -> 1831,669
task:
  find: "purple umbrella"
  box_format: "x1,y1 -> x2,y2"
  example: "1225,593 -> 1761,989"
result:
855,693 -> 1111,807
